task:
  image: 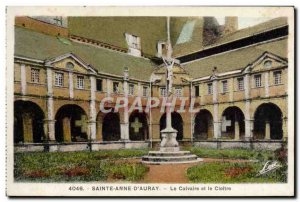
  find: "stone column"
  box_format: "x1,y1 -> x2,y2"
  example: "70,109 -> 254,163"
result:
264,72 -> 269,97
46,67 -> 56,142
265,121 -> 271,140
213,104 -> 221,139
120,77 -> 129,141
20,64 -> 27,95
96,121 -> 103,141
89,76 -> 97,141
283,117 -> 287,141
244,74 -> 250,99
208,121 -> 214,139
63,117 -> 71,142
69,72 -> 74,99
229,78 -> 234,102
106,79 -> 111,96
213,80 -> 218,103
212,79 -> 220,139
137,82 -> 141,97
234,121 -> 240,140
244,74 -> 253,140
23,113 -> 33,143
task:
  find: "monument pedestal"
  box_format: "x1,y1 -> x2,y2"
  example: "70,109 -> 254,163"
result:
142,127 -> 202,164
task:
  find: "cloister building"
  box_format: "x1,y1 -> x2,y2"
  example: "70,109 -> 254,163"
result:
13,16 -> 288,152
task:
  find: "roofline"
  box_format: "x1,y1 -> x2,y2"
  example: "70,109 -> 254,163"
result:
191,69 -> 242,82
181,36 -> 287,65
70,37 -> 151,61
14,55 -> 150,83
14,56 -> 44,64
177,25 -> 288,62
204,24 -> 288,50
45,52 -> 98,74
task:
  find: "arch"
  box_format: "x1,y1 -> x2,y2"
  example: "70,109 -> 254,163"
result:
159,112 -> 183,140
221,106 -> 245,139
129,110 -> 149,141
102,110 -> 121,141
253,103 -> 283,140
194,109 -> 214,140
55,104 -> 88,142
14,100 -> 45,143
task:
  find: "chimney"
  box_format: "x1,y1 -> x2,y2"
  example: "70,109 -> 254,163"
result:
224,17 -> 238,34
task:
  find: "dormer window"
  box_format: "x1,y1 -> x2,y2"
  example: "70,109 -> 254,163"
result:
125,33 -> 141,57
157,41 -> 167,58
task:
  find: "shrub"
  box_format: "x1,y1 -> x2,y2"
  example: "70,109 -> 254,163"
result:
63,167 -> 90,177
108,162 -> 149,182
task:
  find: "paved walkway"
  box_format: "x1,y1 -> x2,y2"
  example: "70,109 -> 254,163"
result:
139,158 -> 253,183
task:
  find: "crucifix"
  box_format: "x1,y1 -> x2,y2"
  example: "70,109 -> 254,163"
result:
159,16 -> 179,151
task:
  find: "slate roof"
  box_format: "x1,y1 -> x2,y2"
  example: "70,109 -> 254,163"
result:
173,17 -> 288,58
172,17 -> 205,57
68,17 -> 167,57
205,17 -> 288,47
15,27 -> 156,81
182,38 -> 288,78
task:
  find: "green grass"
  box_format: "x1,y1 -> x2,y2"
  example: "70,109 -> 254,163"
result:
15,147 -> 287,183
187,162 -> 287,183
14,149 -> 149,182
185,147 -> 274,161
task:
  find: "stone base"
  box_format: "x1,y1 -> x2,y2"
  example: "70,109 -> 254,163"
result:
142,150 -> 202,165
160,147 -> 180,152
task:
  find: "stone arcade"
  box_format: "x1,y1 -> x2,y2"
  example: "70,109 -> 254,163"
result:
13,16 -> 288,152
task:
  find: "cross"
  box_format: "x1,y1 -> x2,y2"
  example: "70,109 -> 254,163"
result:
131,117 -> 143,133
221,116 -> 231,132
53,16 -> 62,26
75,115 -> 88,133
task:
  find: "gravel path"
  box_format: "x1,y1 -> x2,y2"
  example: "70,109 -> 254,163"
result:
139,158 -> 254,183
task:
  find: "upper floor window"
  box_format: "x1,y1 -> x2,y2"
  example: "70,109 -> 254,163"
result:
55,72 -> 64,87
129,84 -> 134,95
160,87 -> 167,97
113,82 -> 119,93
222,80 -> 228,93
194,85 -> 200,97
96,79 -> 102,91
143,86 -> 148,97
254,74 -> 262,88
77,75 -> 84,89
175,87 -> 182,97
30,68 -> 40,83
237,77 -> 244,91
207,83 -> 213,95
274,71 -> 282,85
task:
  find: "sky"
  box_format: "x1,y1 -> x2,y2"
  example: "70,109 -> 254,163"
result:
215,17 -> 273,29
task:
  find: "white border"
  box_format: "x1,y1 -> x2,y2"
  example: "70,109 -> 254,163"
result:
3,5 -> 296,198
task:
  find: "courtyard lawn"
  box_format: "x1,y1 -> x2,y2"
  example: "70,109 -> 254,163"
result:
15,147 -> 286,183
186,146 -> 287,183
14,149 -> 149,182
186,147 -> 274,161
187,162 -> 287,183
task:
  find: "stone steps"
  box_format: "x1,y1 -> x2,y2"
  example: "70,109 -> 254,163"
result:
147,151 -> 191,156
141,150 -> 203,164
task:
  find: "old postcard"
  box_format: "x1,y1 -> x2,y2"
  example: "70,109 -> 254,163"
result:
6,6 -> 295,197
